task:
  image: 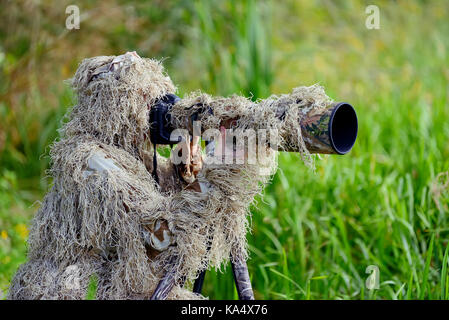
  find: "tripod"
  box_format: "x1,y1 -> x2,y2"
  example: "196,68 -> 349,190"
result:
150,255 -> 254,300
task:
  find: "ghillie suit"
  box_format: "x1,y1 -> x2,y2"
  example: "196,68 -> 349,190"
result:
8,52 -> 352,300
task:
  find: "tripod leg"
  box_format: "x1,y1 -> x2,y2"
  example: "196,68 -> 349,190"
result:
192,270 -> 206,294
150,257 -> 178,300
231,257 -> 254,300
192,222 -> 214,295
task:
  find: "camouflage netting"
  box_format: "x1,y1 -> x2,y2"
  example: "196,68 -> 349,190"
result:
8,52 -> 331,300
170,84 -> 332,169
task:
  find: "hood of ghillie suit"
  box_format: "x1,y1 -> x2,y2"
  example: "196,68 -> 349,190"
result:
65,52 -> 175,155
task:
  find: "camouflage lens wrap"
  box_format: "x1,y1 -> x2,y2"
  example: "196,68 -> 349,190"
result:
296,102 -> 358,155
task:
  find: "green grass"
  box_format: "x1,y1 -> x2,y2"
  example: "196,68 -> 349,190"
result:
0,170 -> 34,299
182,0 -> 449,300
1,0 -> 449,299
85,274 -> 99,300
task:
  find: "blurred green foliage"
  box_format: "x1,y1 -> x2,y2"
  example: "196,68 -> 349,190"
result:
1,0 -> 449,299
0,170 -> 32,298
